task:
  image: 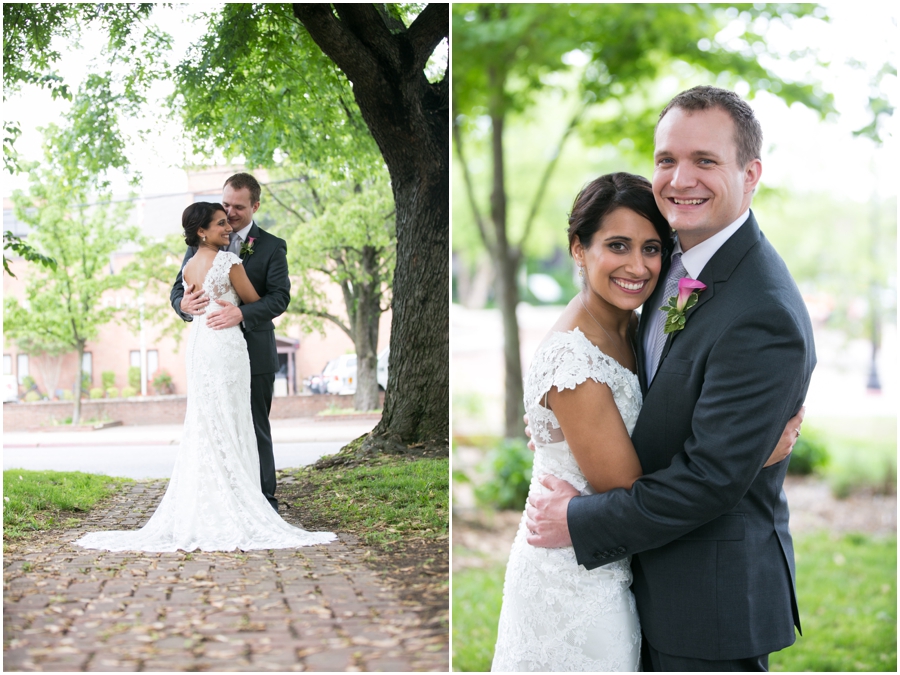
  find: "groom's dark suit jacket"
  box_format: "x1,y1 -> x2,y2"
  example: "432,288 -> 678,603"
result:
170,222 -> 290,374
568,212 -> 816,661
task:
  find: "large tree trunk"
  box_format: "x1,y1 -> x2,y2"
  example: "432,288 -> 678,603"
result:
294,4 -> 448,455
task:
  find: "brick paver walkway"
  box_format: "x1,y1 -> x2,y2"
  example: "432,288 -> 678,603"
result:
3,481 -> 447,672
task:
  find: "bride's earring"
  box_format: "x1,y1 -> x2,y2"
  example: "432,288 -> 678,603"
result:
578,265 -> 584,279
201,235 -> 206,242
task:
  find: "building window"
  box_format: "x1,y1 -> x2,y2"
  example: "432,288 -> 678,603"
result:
129,349 -> 160,382
17,354 -> 29,384
3,355 -> 11,375
82,352 -> 92,384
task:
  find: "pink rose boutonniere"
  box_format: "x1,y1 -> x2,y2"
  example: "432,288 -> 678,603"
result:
240,237 -> 256,257
661,277 -> 707,334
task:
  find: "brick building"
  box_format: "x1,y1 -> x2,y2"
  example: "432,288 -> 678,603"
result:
3,166 -> 391,401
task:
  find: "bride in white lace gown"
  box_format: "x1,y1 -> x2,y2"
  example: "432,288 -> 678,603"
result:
491,174 -> 671,672
76,203 -> 335,553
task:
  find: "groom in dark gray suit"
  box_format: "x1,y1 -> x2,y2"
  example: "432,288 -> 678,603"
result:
526,87 -> 816,671
170,173 -> 290,513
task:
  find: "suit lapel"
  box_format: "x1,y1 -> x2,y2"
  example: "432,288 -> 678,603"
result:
657,212 -> 762,363
240,222 -> 261,264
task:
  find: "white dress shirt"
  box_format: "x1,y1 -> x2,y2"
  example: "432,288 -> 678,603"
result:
229,221 -> 254,254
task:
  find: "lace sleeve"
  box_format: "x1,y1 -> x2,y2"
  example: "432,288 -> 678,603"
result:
525,329 -> 639,445
527,330 -> 628,405
204,251 -> 244,302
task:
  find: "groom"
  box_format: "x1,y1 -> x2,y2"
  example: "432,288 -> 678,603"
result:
170,172 -> 290,513
526,87 -> 816,671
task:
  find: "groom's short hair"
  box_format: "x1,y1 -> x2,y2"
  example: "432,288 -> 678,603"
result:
657,86 -> 762,168
224,173 -> 262,205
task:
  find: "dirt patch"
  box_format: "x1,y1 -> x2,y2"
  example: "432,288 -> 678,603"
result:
278,467 -> 449,632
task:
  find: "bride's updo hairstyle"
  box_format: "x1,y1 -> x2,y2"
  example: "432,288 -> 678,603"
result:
567,172 -> 671,254
182,202 -> 226,247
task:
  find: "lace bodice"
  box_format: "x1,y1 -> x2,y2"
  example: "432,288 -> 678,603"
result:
525,328 -> 641,495
491,328 -> 643,672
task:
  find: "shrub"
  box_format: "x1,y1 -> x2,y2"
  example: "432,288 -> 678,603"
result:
106,387 -> 119,398
121,386 -> 137,398
22,375 -> 37,391
787,428 -> 829,475
101,371 -> 116,389
128,366 -> 141,390
24,391 -> 41,402
152,369 -> 174,395
89,387 -> 105,399
61,389 -> 74,401
475,438 -> 533,510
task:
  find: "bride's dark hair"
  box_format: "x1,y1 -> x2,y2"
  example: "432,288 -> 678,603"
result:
183,201 -> 226,247
567,173 -> 672,253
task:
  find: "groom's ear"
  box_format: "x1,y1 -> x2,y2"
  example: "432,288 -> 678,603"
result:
744,158 -> 762,195
251,201 -> 260,215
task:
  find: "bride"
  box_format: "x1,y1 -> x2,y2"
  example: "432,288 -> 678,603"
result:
75,203 -> 335,552
490,173 -> 790,671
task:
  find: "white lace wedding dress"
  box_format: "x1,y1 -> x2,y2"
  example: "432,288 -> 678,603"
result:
491,328 -> 642,672
75,251 -> 336,552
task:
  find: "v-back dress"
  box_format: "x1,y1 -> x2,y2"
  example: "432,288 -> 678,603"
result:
75,252 -> 336,552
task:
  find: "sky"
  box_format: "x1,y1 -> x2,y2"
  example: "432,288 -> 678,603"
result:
3,2 -> 898,203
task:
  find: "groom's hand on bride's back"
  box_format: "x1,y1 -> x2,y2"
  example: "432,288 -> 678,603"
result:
181,284 -> 209,315
206,300 -> 244,330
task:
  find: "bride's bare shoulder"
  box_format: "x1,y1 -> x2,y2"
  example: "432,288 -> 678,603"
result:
183,250 -> 215,288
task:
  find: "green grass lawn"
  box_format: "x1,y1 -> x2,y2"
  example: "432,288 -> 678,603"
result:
805,416 -> 897,496
284,456 -> 448,548
452,559 -> 506,672
771,532 -> 896,671
452,532 -> 896,672
3,469 -> 133,543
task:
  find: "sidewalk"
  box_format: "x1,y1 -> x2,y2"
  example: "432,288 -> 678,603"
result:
3,480 -> 448,672
3,417 -> 379,448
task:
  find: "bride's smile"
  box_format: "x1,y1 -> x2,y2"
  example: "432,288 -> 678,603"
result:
572,206 -> 663,318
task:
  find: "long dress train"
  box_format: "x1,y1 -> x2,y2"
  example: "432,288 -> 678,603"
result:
75,251 -> 335,552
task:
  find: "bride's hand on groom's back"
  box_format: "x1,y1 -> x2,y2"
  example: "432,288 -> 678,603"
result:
764,406 -> 805,468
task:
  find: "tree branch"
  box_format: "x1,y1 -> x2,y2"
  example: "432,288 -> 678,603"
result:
452,105 -> 492,251
407,4 -> 448,71
293,4 -> 383,86
519,99 -> 588,247
332,4 -> 398,69
264,183 -> 308,222
290,304 -> 353,340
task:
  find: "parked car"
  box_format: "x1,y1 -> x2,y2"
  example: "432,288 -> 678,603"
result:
324,354 -> 357,395
304,366 -> 329,394
377,347 -> 389,391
